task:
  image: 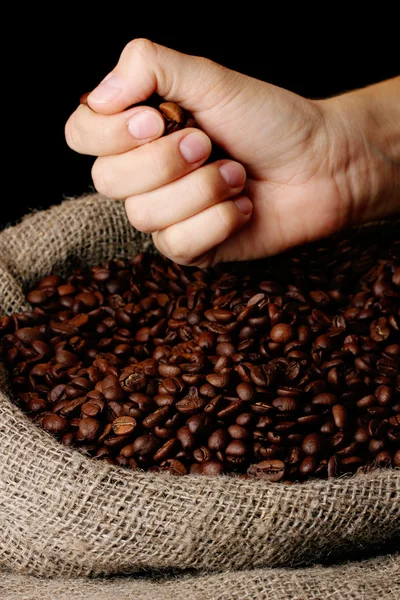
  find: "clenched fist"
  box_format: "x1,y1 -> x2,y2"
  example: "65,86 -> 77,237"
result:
65,39 -> 400,266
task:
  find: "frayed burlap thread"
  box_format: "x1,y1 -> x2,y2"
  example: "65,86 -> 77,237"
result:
0,194 -> 399,598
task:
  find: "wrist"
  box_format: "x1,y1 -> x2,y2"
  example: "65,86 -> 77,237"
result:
316,77 -> 400,224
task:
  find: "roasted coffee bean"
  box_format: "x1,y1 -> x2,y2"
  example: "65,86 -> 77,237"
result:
299,456 -> 318,477
176,426 -> 196,450
175,388 -> 204,414
228,424 -> 249,439
153,438 -> 178,462
193,446 -> 212,463
132,434 -> 159,457
302,433 -> 322,456
77,417 -> 102,441
312,393 -> 338,406
272,396 -> 298,413
206,373 -> 230,388
332,404 -> 347,430
217,400 -> 243,418
201,459 -> 224,476
270,324 -> 293,344
157,458 -> 187,475
226,440 -> 248,457
186,413 -> 212,436
208,428 -> 229,451
41,414 -> 68,434
143,406 -> 170,428
236,382 -> 254,401
112,416 -> 137,436
2,228 -> 399,481
247,460 -> 286,481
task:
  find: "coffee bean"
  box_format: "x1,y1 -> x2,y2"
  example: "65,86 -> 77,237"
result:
78,417 -> 102,441
270,324 -> 293,344
226,440 -> 248,457
205,373 -> 230,388
176,390 -> 205,414
41,414 -> 68,434
2,226 -> 399,482
158,364 -> 182,378
208,428 -> 229,452
236,382 -> 254,401
119,367 -> 147,393
143,406 -> 170,428
177,426 -> 196,450
154,438 -> 178,462
217,400 -> 243,418
375,385 -> 393,406
236,412 -> 255,427
26,289 -> 50,305
158,458 -> 187,475
332,405 -> 347,430
302,433 -> 322,456
299,456 -> 318,477
228,424 -> 249,439
312,393 -> 338,406
112,416 -> 137,436
133,434 -> 159,457
201,459 -> 224,476
186,413 -> 211,436
247,460 -> 286,481
193,446 -> 212,463
272,396 -> 298,413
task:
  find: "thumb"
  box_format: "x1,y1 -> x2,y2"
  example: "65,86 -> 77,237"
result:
87,38 -> 239,114
86,38 -> 281,161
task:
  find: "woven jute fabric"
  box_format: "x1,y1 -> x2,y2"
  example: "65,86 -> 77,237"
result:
1,553 -> 399,600
0,194 -> 399,598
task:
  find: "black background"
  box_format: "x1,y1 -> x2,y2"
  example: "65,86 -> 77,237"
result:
4,11 -> 399,231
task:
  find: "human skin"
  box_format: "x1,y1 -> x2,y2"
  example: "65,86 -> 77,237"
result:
65,39 -> 400,267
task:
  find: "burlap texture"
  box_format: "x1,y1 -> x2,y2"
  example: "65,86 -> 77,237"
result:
0,194 -> 399,598
1,553 -> 399,600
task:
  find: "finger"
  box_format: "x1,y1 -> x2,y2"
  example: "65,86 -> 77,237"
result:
92,127 -> 220,200
122,159 -> 246,231
65,104 -> 165,156
151,196 -> 253,266
92,128 -> 212,198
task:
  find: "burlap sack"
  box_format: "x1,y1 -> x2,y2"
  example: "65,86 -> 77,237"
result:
1,553 -> 399,600
0,193 -> 399,599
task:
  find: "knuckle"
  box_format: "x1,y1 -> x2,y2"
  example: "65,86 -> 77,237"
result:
157,228 -> 195,266
125,201 -> 154,233
215,202 -> 238,236
151,145 -> 177,183
193,171 -> 218,206
122,38 -> 158,63
91,158 -> 115,198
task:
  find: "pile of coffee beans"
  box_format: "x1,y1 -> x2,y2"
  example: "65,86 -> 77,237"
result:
1,225 -> 399,482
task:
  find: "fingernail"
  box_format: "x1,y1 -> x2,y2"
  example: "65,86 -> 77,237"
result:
219,162 -> 246,188
88,73 -> 124,104
128,111 -> 164,140
233,197 -> 252,215
179,131 -> 211,163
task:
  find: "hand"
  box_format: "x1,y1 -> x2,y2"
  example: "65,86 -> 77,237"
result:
65,39 -> 400,266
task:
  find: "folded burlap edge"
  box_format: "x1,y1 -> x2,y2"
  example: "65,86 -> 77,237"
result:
1,553 -> 399,600
0,193 -> 399,582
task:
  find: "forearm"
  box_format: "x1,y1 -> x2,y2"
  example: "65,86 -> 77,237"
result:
318,76 -> 400,223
